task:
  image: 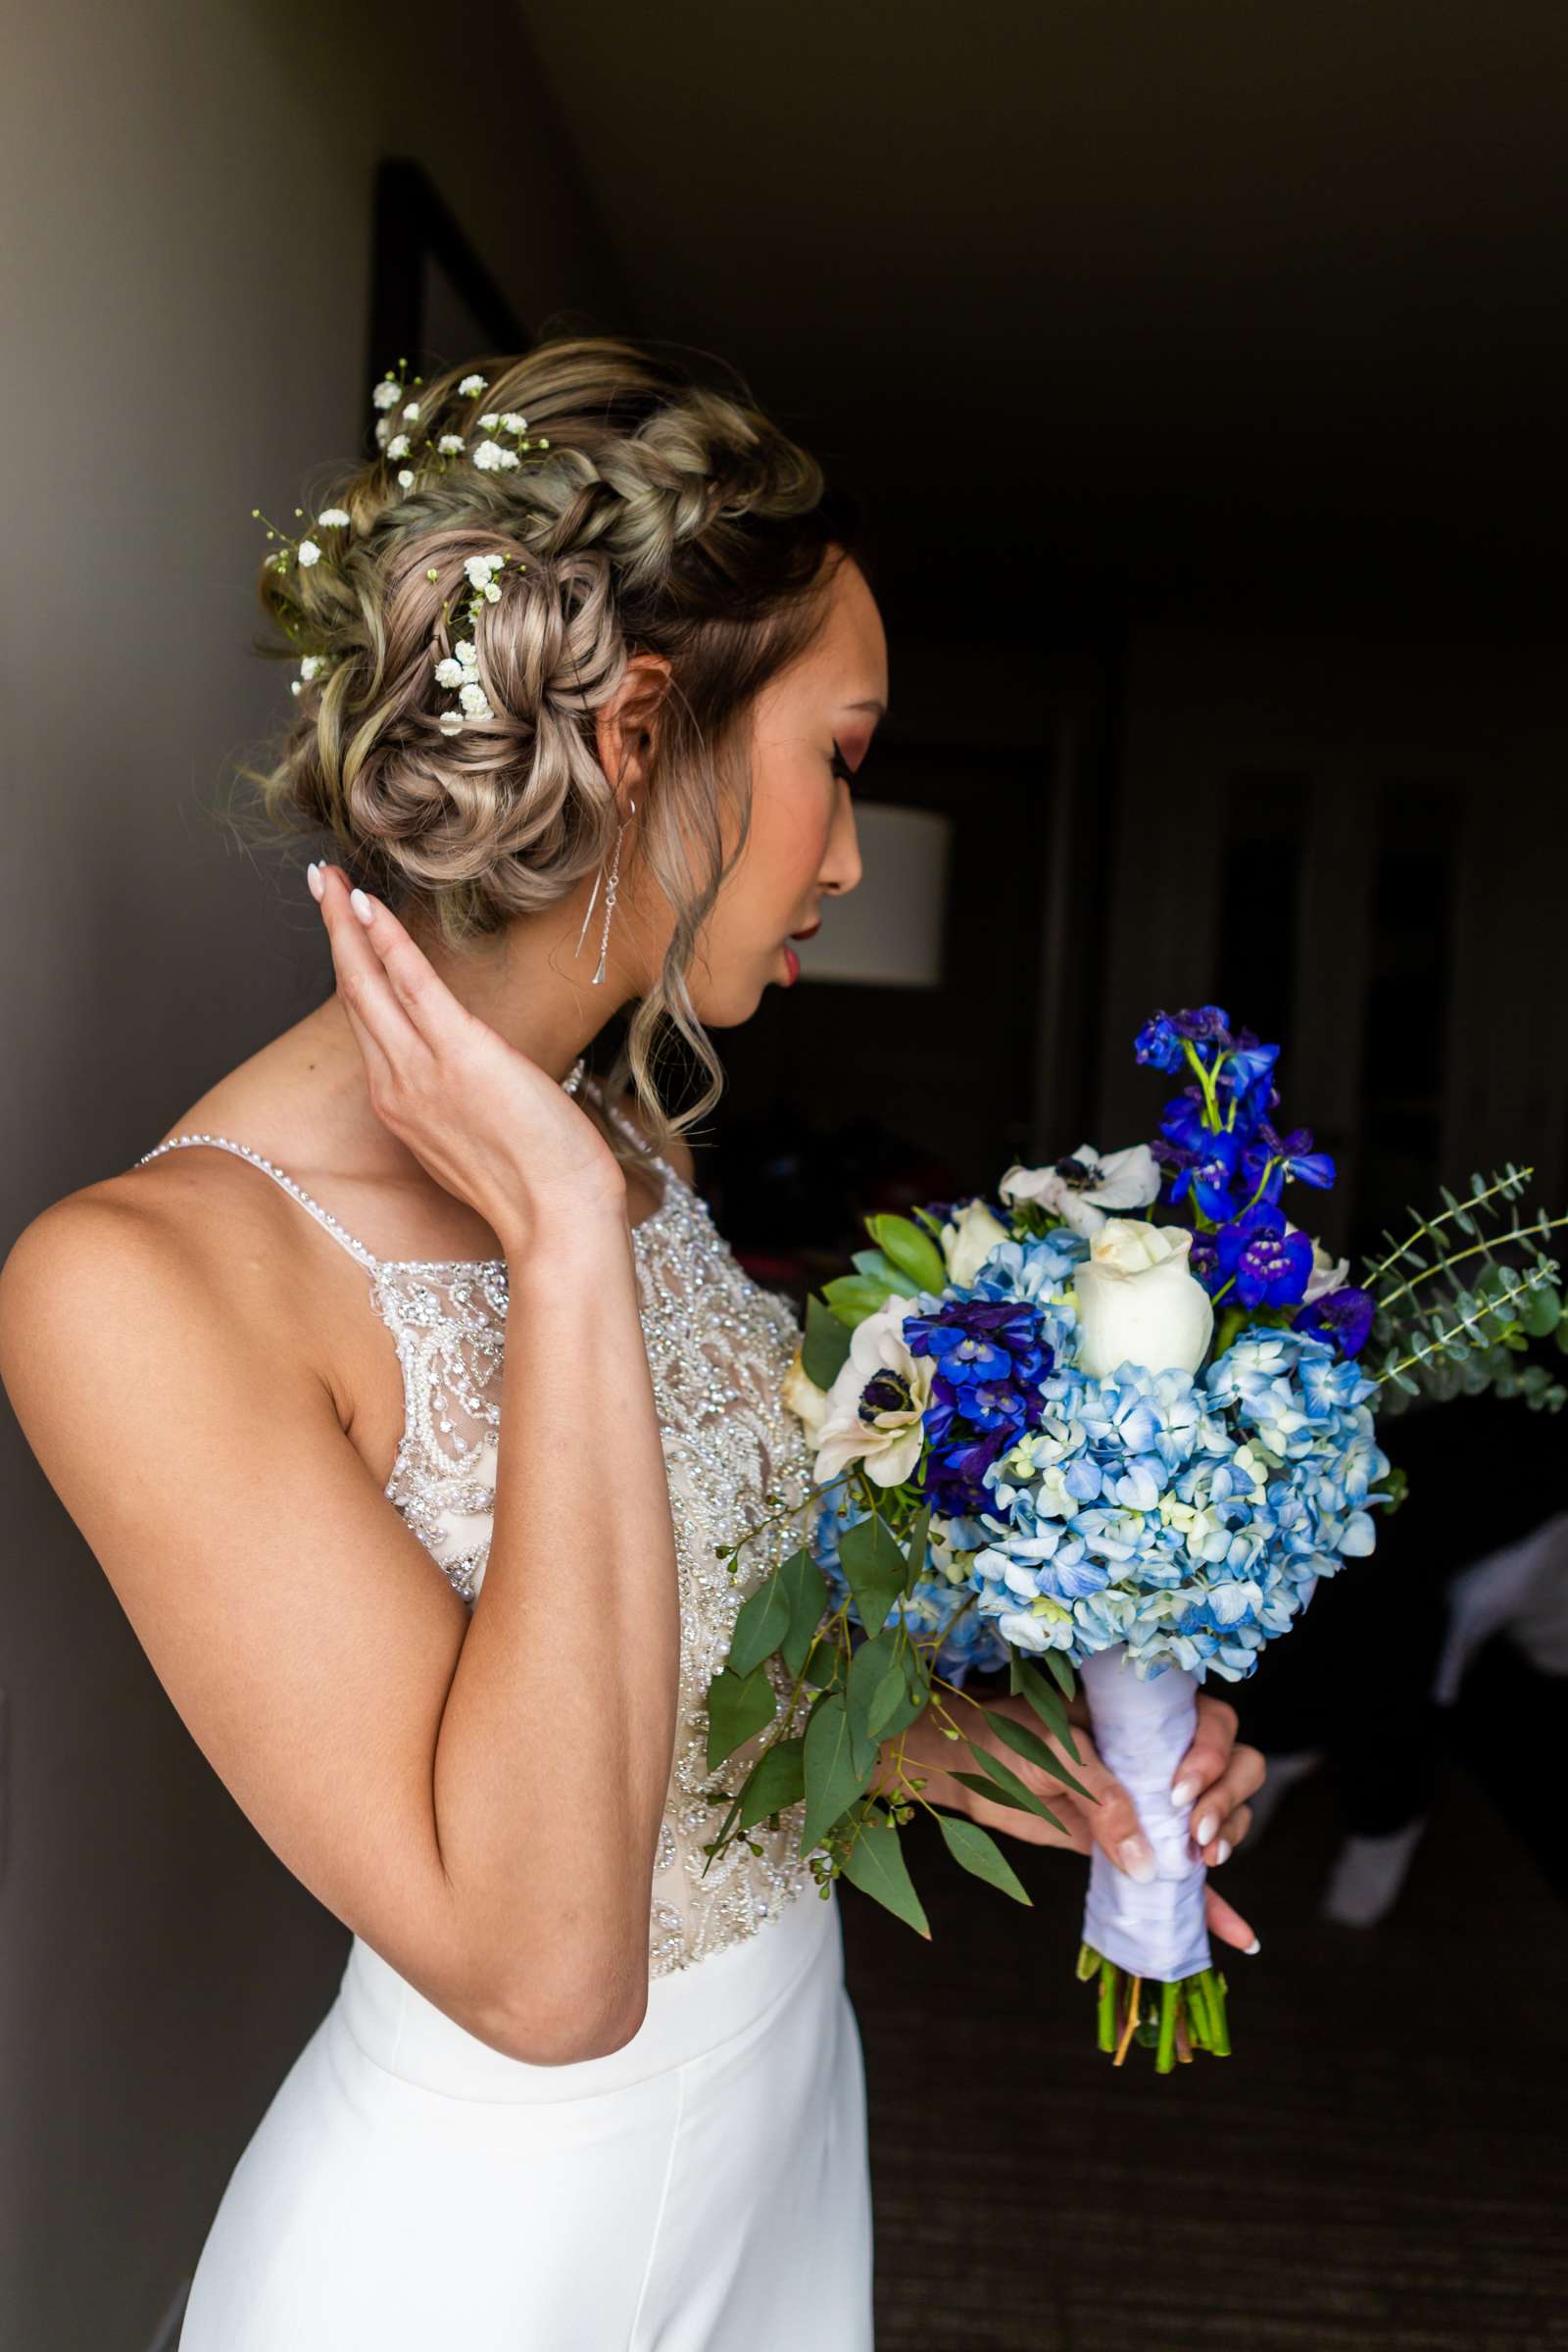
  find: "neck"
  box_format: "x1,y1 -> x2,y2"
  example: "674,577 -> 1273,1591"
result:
299,898 -> 641,1158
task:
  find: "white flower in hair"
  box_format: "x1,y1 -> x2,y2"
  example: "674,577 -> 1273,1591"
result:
499,412 -> 528,434
459,680 -> 493,719
455,639 -> 477,666
290,679 -> 303,696
371,377 -> 401,411
300,655 -> 325,680
459,374 -> 488,398
477,412 -> 500,429
297,539 -> 321,567
472,439 -> 518,471
397,468 -> 415,489
317,508 -> 351,528
438,710 -> 465,735
435,656 -> 465,689
437,435 -> 464,455
386,432 -> 411,460
464,554 -> 505,592
402,402 -> 419,420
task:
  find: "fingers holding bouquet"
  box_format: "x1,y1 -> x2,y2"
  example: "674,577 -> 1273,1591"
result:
907,1685 -> 1262,1955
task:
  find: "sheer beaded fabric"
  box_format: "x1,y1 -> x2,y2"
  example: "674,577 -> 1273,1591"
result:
134,1077 -> 822,1976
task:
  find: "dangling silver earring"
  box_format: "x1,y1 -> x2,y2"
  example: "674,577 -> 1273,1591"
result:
575,796 -> 635,986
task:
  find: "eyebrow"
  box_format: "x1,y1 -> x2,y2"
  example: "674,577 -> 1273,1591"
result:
843,698 -> 887,717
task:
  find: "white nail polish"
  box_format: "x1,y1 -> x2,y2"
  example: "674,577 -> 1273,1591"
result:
1244,1936 -> 1261,1955
350,888 -> 374,926
1171,1779 -> 1197,1811
306,861 -> 323,902
1195,1812 -> 1217,1847
1214,1838 -> 1232,1865
1118,1838 -> 1156,1885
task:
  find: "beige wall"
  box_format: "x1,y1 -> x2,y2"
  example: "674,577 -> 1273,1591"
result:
0,6 -> 628,2342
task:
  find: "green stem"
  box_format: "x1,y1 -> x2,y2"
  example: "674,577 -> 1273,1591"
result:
1156,1981 -> 1179,2074
1097,1961 -> 1119,2053
1201,1967 -> 1231,2057
1364,1168 -> 1534,1288
1377,1268 -> 1552,1383
1373,1212 -> 1568,1315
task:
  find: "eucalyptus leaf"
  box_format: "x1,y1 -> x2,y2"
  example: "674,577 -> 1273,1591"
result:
936,1811 -> 1034,1905
801,1691 -> 878,1850
840,1513 -> 909,1637
953,1748 -> 1068,1833
1011,1657 -> 1081,1761
727,1568 -> 793,1677
737,1735 -> 807,1830
705,1663 -> 778,1772
836,1812 -> 931,1936
778,1545 -> 831,1677
981,1705 -> 1093,1800
902,1502 -> 933,1592
1042,1648 -> 1077,1700
846,1630 -> 902,1748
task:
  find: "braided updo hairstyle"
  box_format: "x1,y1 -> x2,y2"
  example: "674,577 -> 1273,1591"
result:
242,333 -> 870,1158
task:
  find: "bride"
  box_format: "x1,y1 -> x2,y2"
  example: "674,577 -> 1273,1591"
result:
0,334 -> 1263,2347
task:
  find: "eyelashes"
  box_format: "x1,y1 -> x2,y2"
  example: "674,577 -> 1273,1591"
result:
830,739 -> 858,788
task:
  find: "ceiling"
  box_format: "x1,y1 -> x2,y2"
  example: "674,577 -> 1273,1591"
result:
516,0 -> 1568,629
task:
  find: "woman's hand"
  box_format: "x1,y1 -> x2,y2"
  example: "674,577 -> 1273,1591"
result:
308,862 -> 625,1247
880,1683 -> 1266,1956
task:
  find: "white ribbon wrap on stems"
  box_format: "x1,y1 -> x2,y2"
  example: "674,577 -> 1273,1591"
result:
1079,1642 -> 1212,1983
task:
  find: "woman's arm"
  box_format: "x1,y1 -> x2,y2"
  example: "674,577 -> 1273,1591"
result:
428,1213 -> 678,2059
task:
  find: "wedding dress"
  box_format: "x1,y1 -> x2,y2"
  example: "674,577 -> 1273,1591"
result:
135,1081 -> 874,2351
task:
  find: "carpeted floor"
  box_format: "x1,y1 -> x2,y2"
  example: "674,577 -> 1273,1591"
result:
843,1744 -> 1568,2351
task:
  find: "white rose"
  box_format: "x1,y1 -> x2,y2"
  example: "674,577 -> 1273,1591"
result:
1073,1218 -> 1214,1379
780,1346 -> 831,1440
940,1198 -> 1010,1288
811,1296 -> 935,1489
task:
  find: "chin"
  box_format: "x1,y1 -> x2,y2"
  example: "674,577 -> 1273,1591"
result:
687,965 -> 773,1029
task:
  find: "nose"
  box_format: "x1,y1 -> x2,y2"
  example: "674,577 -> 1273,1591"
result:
820,784 -> 863,897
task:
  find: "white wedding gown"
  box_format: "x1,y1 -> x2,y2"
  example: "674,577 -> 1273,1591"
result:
135,1082 -> 874,2351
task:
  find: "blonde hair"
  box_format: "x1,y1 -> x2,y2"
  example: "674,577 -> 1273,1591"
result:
239,332 -> 870,1160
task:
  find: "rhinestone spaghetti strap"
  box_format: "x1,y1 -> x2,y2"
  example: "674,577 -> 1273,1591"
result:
134,1132 -> 383,1269
131,1093 -> 821,1973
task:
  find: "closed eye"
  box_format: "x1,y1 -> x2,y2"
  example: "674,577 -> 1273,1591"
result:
830,739 -> 858,787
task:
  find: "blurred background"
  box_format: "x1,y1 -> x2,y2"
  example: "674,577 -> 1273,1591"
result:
3,2 -> 1566,2345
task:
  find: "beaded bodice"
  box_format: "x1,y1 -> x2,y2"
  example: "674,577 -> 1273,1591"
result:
134,1086 -> 821,1978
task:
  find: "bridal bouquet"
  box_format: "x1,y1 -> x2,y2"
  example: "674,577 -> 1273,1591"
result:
702,1006 -> 1567,2069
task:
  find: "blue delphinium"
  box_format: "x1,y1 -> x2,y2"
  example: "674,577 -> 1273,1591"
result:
903,1295 -> 1055,1517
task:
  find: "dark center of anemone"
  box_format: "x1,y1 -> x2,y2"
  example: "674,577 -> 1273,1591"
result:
859,1369 -> 914,1423
1055,1156 -> 1100,1188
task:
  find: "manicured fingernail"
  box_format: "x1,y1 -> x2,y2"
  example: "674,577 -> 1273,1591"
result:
1170,1779 -> 1197,1811
1244,1936 -> 1261,1955
1214,1837 -> 1232,1865
350,888 -> 375,926
1195,1812 -> 1218,1848
1117,1837 -> 1156,1884
306,861 -> 323,902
